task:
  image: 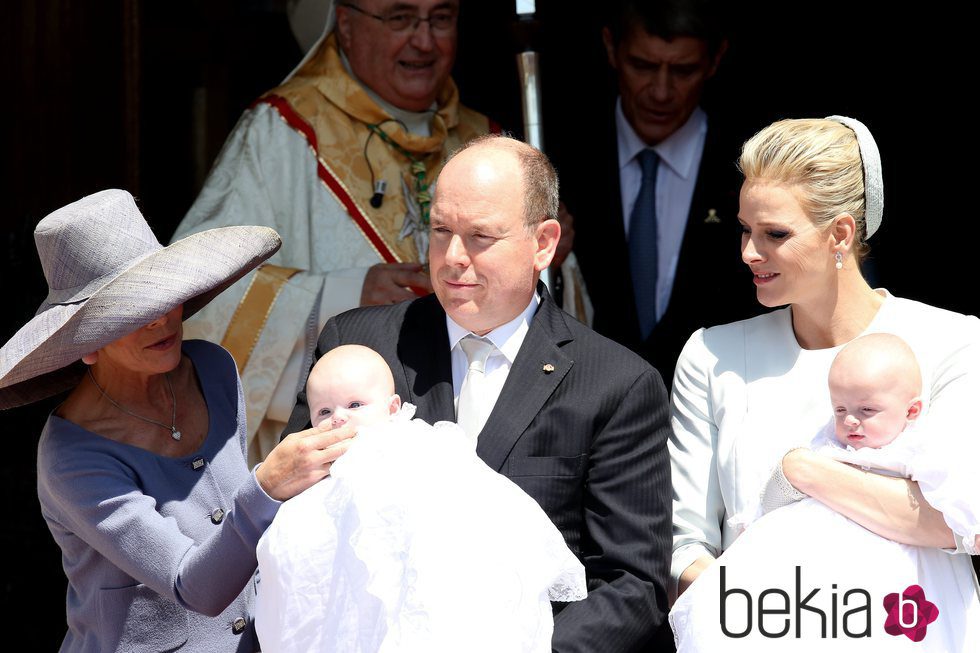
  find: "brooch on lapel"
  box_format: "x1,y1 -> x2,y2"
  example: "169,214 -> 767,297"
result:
704,208 -> 721,224
542,363 -> 555,374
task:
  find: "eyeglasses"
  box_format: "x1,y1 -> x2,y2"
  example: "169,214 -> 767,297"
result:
339,3 -> 458,33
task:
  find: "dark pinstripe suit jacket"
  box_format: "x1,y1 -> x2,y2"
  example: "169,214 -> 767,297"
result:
284,286 -> 672,652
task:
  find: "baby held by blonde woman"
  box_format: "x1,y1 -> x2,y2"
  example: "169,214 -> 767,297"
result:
670,333 -> 980,651
255,345 -> 586,653
803,332 -> 923,477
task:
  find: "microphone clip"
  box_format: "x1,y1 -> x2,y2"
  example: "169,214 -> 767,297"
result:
370,179 -> 387,208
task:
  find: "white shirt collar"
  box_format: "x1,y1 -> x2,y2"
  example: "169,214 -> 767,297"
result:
614,99 -> 707,180
446,293 -> 541,364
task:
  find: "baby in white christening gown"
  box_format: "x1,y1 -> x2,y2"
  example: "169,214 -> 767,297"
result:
255,345 -> 586,653
670,333 -> 980,653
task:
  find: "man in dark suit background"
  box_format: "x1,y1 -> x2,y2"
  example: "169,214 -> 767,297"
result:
557,0 -> 757,385
285,135 -> 672,651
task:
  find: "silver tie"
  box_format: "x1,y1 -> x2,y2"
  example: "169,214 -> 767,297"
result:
456,335 -> 496,438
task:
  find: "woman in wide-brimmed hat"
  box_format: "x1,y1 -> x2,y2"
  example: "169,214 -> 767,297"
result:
0,189 -> 354,652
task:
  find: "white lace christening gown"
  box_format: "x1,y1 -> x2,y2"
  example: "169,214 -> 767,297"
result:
255,405 -> 587,653
669,427 -> 980,653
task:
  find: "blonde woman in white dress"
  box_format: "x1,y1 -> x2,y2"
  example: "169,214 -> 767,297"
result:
668,116 -> 980,651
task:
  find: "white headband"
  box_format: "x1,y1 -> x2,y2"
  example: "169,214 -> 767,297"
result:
825,115 -> 883,239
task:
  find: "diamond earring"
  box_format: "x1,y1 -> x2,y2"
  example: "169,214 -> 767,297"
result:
835,251 -> 844,270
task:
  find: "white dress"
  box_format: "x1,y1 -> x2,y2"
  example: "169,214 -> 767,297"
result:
668,292 -> 980,651
254,405 -> 587,653
670,424 -> 980,651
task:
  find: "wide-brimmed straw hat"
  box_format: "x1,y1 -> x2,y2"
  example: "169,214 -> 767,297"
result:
0,189 -> 281,409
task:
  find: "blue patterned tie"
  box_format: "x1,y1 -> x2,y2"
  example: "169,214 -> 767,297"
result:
629,149 -> 660,339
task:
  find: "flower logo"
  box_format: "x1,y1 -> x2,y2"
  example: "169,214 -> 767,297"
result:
883,585 -> 939,641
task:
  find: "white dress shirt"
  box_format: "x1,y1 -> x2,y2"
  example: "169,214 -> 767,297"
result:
616,101 -> 707,323
446,294 -> 540,418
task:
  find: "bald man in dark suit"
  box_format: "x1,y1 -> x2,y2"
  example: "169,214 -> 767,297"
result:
285,135 -> 671,652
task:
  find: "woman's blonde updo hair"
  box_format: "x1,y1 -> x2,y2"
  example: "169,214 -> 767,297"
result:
738,118 -> 870,261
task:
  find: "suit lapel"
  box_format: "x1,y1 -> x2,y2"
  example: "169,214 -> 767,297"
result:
574,106 -> 641,345
397,295 -> 455,424
475,288 -> 574,471
678,122 -> 729,256
662,122 -> 741,321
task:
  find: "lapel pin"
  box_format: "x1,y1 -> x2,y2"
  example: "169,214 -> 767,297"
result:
542,363 -> 555,374
704,208 -> 721,224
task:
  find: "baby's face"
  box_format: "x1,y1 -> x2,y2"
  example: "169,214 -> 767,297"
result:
829,379 -> 911,449
307,368 -> 397,431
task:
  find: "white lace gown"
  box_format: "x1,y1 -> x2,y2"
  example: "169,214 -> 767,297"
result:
669,426 -> 980,652
255,405 -> 587,653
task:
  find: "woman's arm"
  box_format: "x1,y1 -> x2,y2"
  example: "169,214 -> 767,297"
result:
677,554 -> 716,597
784,317 -> 980,550
39,427 -> 353,618
39,446 -> 277,616
782,448 -> 954,548
669,330 -> 726,598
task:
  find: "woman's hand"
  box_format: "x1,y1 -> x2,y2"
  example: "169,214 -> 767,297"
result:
256,423 -> 357,501
782,448 -> 955,548
677,554 -> 716,598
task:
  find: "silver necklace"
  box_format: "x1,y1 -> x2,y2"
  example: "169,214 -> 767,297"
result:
87,368 -> 182,441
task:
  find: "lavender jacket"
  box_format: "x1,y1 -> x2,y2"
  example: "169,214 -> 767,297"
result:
38,340 -> 280,652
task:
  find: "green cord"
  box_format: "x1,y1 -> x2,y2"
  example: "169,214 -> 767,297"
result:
367,124 -> 431,227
